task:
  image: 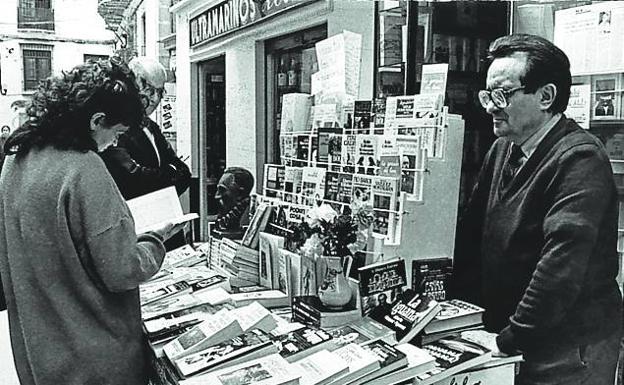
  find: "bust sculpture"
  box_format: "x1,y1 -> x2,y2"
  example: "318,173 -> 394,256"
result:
214,167 -> 254,234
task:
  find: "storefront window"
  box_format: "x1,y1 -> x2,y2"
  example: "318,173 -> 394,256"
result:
265,25 -> 327,164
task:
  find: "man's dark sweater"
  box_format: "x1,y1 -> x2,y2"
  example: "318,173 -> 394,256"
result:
453,117 -> 623,354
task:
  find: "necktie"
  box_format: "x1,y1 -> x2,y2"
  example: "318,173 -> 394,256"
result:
500,144 -> 524,191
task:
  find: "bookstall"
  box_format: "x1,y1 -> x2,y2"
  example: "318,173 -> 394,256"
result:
139,29 -> 520,385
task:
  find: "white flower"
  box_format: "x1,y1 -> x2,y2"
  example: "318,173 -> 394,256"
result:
305,204 -> 338,228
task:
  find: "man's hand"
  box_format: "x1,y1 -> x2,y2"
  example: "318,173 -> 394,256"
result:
460,329 -> 507,357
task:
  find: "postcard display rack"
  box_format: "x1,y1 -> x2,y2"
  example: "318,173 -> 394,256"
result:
258,31 -> 465,286
554,1 -> 624,283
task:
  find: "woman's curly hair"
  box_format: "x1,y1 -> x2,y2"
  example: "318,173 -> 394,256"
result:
4,57 -> 144,155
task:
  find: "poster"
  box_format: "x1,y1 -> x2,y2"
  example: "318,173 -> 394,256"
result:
554,2 -> 624,75
567,84 -> 591,128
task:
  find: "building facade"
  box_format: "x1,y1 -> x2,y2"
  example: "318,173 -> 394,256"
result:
0,0 -> 115,130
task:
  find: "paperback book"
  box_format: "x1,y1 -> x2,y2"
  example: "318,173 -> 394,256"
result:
291,295 -> 360,329
415,336 -> 492,385
163,310 -> 244,361
353,100 -> 372,134
301,167 -> 326,207
411,258 -> 453,301
258,232 -> 285,290
294,350 -> 349,385
423,299 -> 484,334
349,340 -> 408,385
179,353 -> 299,385
328,343 -> 380,385
362,343 -> 435,385
355,135 -> 378,175
341,135 -> 357,173
357,258 -> 407,317
173,329 -> 278,379
351,174 -> 373,208
283,166 -> 303,204
371,176 -> 399,241
327,134 -> 342,171
369,290 -> 441,344
274,326 -> 334,363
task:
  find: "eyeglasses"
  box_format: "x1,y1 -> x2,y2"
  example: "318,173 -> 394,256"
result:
478,86 -> 525,109
143,84 -> 165,98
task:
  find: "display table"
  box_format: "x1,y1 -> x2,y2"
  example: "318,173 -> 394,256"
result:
432,360 -> 519,385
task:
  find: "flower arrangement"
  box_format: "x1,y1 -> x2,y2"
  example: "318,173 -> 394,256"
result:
287,204 -> 358,258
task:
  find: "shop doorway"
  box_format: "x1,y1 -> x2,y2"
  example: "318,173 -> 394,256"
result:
199,56 -> 226,238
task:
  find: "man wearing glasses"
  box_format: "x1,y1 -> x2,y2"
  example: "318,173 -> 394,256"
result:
453,34 -> 622,385
101,57 -> 191,248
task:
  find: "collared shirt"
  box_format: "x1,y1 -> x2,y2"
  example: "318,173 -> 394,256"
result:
513,113 -> 562,170
143,126 -> 161,166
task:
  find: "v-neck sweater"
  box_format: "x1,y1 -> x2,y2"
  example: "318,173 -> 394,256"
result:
454,117 -> 622,353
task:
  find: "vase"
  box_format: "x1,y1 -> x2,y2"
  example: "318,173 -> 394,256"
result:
317,256 -> 352,310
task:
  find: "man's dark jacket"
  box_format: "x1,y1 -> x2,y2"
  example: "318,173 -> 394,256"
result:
101,118 -> 191,200
453,116 -> 623,354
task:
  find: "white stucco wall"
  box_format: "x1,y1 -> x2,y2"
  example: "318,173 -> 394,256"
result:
0,0 -> 114,129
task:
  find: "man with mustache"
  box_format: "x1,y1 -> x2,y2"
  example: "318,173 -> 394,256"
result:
452,34 -> 622,384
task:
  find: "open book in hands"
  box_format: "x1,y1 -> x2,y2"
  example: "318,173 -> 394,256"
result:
126,186 -> 199,235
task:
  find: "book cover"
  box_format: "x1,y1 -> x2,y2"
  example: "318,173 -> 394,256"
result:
329,343 -> 380,385
274,327 -> 334,363
396,136 -> 426,202
229,301 -> 277,333
141,288 -> 233,322
264,164 -> 285,198
411,258 -> 453,301
347,317 -> 396,345
353,100 -> 372,134
357,258 -> 407,317
294,350 -> 349,385
349,340 -> 408,385
275,247 -> 292,296
180,354 -> 299,385
317,126 -> 341,167
341,134 -> 357,173
295,135 -> 312,167
351,174 -> 373,208
174,329 -> 278,379
324,171 -> 341,204
161,244 -> 205,270
327,134 -> 343,171
258,232 -> 285,290
242,203 -> 271,249
141,281 -> 192,306
364,343 -> 435,385
337,173 -> 353,206
369,290 -> 441,344
280,135 -> 295,164
415,336 -> 492,385
163,310 -> 244,360
373,98 -> 386,133
371,176 -> 399,241
424,299 -> 484,335
292,296 -> 360,329
355,135 -> 379,175
301,167 -> 326,207
283,166 -> 303,204
230,289 -> 290,309
144,302 -> 233,339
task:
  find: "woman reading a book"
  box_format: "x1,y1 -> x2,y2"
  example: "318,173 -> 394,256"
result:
0,58 -> 182,385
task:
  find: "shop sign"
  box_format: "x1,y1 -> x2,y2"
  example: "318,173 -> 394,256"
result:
190,0 -> 316,48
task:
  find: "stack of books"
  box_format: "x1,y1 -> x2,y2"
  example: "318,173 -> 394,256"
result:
420,299 -> 485,344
